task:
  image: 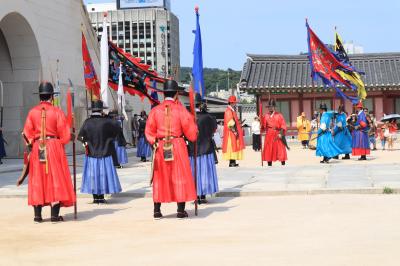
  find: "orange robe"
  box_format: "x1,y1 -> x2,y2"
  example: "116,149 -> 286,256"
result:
262,111 -> 288,162
145,99 -> 198,203
23,101 -> 75,207
222,106 -> 245,160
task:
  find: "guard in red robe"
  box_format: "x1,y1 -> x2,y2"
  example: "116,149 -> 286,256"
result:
262,99 -> 288,166
145,80 -> 198,219
22,82 -> 75,223
222,95 -> 245,167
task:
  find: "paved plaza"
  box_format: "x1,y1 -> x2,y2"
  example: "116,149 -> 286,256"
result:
1,144 -> 400,266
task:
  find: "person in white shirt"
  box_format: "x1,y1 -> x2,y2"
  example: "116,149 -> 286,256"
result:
251,116 -> 261,151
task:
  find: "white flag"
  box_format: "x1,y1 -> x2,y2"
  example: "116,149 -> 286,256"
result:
118,64 -> 128,121
100,14 -> 110,109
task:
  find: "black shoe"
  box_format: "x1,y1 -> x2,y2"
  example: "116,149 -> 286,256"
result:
333,156 -> 339,160
267,162 -> 272,166
153,212 -> 163,220
97,199 -> 108,204
342,155 -> 350,160
34,217 -> 43,223
33,205 -> 42,223
320,160 -> 329,164
50,204 -> 63,223
177,211 -> 189,219
281,161 -> 285,166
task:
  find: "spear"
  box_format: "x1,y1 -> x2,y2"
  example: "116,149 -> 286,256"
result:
189,75 -> 198,216
67,79 -> 78,220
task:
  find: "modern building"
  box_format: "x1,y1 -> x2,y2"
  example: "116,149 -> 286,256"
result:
87,2 -> 180,80
239,53 -> 400,135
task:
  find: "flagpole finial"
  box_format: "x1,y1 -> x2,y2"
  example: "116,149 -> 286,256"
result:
195,6 -> 199,14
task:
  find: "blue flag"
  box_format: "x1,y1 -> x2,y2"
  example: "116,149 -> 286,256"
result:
192,8 -> 205,98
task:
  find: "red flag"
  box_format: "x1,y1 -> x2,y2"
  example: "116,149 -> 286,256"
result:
82,33 -> 101,99
306,23 -> 353,89
66,88 -> 73,128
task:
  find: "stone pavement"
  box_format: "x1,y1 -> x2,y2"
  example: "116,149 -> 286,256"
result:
1,144 -> 400,197
1,195 -> 400,266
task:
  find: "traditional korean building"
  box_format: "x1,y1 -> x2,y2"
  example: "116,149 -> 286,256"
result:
239,53 -> 400,134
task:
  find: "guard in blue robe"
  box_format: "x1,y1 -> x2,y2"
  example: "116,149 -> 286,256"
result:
333,105 -> 352,159
316,104 -> 342,163
188,95 -> 219,204
352,102 -> 370,160
0,128 -> 6,164
78,101 -> 122,204
136,111 -> 152,162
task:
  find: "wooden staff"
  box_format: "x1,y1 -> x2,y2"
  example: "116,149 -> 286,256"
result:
189,75 -> 198,216
258,95 -> 264,166
68,79 -> 78,220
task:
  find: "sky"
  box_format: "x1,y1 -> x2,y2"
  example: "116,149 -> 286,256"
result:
85,0 -> 400,70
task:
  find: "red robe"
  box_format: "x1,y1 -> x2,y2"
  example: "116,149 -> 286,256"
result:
222,106 -> 245,153
262,111 -> 288,162
23,102 -> 75,207
145,99 -> 198,203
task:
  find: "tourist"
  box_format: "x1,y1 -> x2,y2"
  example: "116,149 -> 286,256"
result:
188,94 -> 219,205
333,104 -> 352,160
387,119 -> 398,151
380,122 -> 389,150
251,116 -> 261,151
368,111 -> 377,150
262,99 -> 288,166
222,95 -> 245,167
0,127 -> 6,164
131,114 -> 139,147
145,80 -> 198,219
78,100 -> 122,204
316,103 -> 342,163
296,111 -> 311,149
366,114 -> 377,151
352,101 -> 370,160
21,82 -> 75,222
308,112 -> 319,150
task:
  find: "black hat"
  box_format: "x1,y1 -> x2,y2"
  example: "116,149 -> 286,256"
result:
89,100 -> 107,111
163,80 -> 182,92
35,82 -> 59,95
267,99 -> 276,107
319,103 -> 327,110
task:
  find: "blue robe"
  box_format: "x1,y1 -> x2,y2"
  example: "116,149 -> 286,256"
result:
333,113 -> 352,155
316,111 -> 342,158
352,110 -> 370,155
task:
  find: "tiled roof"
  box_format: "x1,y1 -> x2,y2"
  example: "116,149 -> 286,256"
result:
239,53 -> 400,91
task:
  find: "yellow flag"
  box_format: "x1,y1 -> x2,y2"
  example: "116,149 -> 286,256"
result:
336,69 -> 367,100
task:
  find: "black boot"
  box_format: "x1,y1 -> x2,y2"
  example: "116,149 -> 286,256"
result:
267,161 -> 272,166
97,194 -> 107,204
93,194 -> 99,204
281,161 -> 285,166
50,204 -> 63,222
342,154 -> 350,160
333,156 -> 339,160
197,196 -> 202,205
33,205 -> 43,223
200,195 -> 207,204
154,202 -> 162,219
177,202 -> 188,219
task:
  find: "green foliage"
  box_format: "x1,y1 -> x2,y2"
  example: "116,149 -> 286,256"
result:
383,187 -> 394,194
180,67 -> 241,94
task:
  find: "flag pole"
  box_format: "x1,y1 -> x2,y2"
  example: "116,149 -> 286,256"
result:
258,95 -> 263,166
68,79 -> 78,220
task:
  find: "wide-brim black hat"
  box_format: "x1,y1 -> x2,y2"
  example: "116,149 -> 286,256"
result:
163,80 -> 183,92
34,82 -> 60,95
88,100 -> 108,111
319,103 -> 327,110
266,99 -> 276,107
